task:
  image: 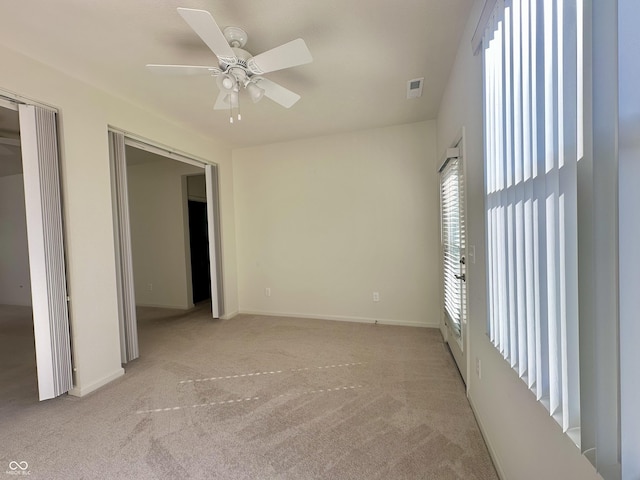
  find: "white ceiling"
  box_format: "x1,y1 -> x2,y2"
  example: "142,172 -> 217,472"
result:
0,0 -> 472,148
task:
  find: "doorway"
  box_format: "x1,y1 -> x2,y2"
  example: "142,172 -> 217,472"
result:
0,105 -> 37,405
0,98 -> 72,401
188,195 -> 211,304
109,131 -> 224,364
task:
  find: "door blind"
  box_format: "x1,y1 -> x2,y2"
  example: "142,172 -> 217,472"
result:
440,154 -> 466,337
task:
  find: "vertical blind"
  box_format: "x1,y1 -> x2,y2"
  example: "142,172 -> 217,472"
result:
440,153 -> 466,338
481,0 -> 581,441
583,0 -> 622,477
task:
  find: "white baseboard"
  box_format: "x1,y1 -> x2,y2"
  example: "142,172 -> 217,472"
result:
468,394 -> 506,480
68,367 -> 125,398
238,309 -> 438,328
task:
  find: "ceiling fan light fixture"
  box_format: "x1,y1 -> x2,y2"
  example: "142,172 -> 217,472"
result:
221,90 -> 239,107
246,80 -> 265,103
217,72 -> 236,92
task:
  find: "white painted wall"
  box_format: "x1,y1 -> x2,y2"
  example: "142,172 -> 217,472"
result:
436,1 -> 602,479
126,152 -> 202,309
233,122 -> 440,327
0,174 -> 31,307
0,44 -> 237,396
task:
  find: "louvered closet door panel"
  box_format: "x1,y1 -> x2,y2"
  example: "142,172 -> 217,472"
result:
109,131 -> 139,362
19,104 -> 73,400
205,164 -> 224,318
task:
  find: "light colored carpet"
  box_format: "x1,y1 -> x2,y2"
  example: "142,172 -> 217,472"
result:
0,304 -> 498,479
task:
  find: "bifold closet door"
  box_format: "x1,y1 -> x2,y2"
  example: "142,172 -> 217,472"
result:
19,104 -> 73,401
108,131 -> 139,363
205,164 -> 224,318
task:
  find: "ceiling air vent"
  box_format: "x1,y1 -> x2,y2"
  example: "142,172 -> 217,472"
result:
407,77 -> 424,99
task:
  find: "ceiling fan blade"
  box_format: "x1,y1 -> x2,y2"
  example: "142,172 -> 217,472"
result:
146,64 -> 221,76
257,78 -> 301,108
177,8 -> 237,64
213,90 -> 238,110
248,38 -> 313,74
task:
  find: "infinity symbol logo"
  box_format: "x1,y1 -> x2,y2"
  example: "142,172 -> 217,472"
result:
8,461 -> 28,471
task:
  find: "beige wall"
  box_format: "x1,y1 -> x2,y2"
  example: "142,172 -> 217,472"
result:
233,121 -> 440,327
0,44 -> 237,396
436,1 -> 602,479
0,174 -> 31,307
126,152 -> 202,309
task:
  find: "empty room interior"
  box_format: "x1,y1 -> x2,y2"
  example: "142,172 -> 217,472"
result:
0,1 -> 638,479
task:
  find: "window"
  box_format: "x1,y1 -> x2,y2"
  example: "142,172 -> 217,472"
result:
476,0 -> 635,478
481,0 -> 581,442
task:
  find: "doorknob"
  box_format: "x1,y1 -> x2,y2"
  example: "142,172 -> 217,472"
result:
455,273 -> 466,281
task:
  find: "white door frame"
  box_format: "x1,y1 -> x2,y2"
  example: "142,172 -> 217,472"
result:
108,128 -> 224,338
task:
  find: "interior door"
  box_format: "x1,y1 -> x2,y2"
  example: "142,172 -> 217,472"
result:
440,145 -> 467,383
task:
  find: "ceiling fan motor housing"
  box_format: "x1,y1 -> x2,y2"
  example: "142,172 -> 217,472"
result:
225,48 -> 252,71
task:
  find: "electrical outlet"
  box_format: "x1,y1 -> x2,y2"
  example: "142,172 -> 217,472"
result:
147,283 -> 153,292
373,292 -> 380,302
265,287 -> 271,297
476,357 -> 482,379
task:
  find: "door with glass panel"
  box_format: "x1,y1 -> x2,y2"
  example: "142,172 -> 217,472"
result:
440,145 -> 467,383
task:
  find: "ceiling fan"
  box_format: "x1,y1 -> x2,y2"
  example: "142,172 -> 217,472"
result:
147,8 -> 313,120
